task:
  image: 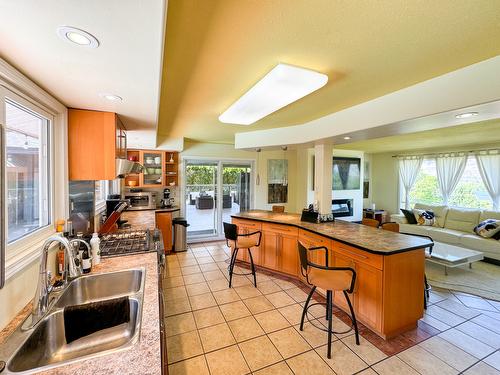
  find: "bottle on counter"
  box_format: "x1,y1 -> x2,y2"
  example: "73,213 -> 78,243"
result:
82,243 -> 92,274
57,245 -> 65,277
90,232 -> 101,265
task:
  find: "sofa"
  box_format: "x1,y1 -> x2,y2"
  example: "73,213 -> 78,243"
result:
391,203 -> 500,261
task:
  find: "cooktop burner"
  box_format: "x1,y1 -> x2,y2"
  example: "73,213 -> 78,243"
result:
100,229 -> 156,257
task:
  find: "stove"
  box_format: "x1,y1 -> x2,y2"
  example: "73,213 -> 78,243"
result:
100,229 -> 162,257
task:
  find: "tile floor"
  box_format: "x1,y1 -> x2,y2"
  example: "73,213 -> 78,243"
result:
162,241 -> 500,375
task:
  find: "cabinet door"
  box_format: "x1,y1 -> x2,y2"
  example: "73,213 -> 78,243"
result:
155,212 -> 173,253
354,262 -> 383,331
332,251 -> 353,311
142,151 -> 165,186
261,231 -> 279,270
279,233 -> 299,276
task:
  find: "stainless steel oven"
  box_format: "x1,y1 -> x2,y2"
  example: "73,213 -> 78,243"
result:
124,192 -> 157,210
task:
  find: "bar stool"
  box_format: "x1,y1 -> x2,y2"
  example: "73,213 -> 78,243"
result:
272,205 -> 285,213
362,217 -> 380,228
297,241 -> 360,359
381,222 -> 399,232
223,222 -> 262,288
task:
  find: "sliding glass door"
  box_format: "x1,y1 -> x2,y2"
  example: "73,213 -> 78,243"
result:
184,159 -> 253,240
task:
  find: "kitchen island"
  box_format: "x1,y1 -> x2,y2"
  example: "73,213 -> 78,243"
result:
231,210 -> 433,339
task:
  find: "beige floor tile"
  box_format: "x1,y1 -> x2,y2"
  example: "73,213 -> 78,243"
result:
196,256 -> 214,264
257,280 -> 282,295
266,291 -> 296,308
253,272 -> 275,282
213,289 -> 241,304
273,279 -> 297,290
278,304 -> 304,325
456,295 -> 498,312
456,321 -> 500,349
200,263 -> 220,272
243,295 -> 275,314
485,351 -> 500,371
305,302 -> 327,319
268,327 -> 311,358
235,285 -> 262,299
207,278 -> 230,292
463,361 -> 500,375
203,269 -> 226,281
253,361 -> 293,375
178,258 -> 198,267
239,335 -> 283,371
189,292 -> 217,311
199,322 -> 236,353
205,344 -> 250,375
372,356 -> 420,375
472,314 -> 500,335
397,345 -> 458,375
186,282 -> 211,296
181,265 -> 202,275
420,313 -> 451,331
219,300 -> 252,321
419,335 -> 478,371
165,312 -> 197,337
168,355 -> 210,375
254,310 -> 291,333
284,288 -> 309,303
211,253 -> 228,262
165,286 -> 188,302
294,321 -> 330,348
183,273 -> 206,285
436,299 -> 482,319
439,328 -> 495,358
228,315 -> 265,342
193,306 -> 226,329
163,275 -> 185,288
316,315 -> 353,339
342,334 -> 386,365
193,250 -> 211,258
165,297 -> 192,317
426,305 -> 467,326
316,340 -> 368,375
286,350 -> 335,375
166,330 -> 204,363
231,276 -> 253,287
165,267 -> 182,277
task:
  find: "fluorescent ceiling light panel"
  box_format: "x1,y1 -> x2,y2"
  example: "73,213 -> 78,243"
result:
219,63 -> 328,125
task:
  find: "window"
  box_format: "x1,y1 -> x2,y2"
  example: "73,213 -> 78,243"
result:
5,99 -> 51,243
95,180 -> 108,211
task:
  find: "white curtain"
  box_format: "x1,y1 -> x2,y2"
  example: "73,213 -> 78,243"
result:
475,153 -> 500,210
436,154 -> 467,205
398,157 -> 423,209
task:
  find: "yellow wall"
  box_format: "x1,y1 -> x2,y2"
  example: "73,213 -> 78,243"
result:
369,152 -> 400,214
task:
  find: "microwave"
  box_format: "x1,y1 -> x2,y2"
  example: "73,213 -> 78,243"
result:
124,192 -> 157,210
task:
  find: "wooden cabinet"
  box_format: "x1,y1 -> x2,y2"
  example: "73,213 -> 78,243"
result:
124,149 -> 179,188
355,262 -> 383,331
156,211 -> 174,253
232,219 -> 262,265
261,223 -> 299,276
68,109 -> 126,180
261,230 -> 279,269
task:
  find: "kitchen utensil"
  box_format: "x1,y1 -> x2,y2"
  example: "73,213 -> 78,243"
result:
154,156 -> 161,164
147,168 -> 156,174
145,157 -> 153,164
155,168 -> 162,174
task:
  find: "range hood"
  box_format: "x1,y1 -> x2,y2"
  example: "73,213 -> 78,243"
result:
116,158 -> 146,178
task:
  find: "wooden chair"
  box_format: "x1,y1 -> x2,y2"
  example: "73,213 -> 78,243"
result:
223,222 -> 261,288
272,205 -> 285,213
297,241 -> 360,359
381,222 -> 399,233
362,217 -> 380,228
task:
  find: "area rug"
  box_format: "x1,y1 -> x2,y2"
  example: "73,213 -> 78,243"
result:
426,260 -> 500,301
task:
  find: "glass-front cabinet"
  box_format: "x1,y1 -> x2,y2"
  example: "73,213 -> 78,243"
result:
142,151 -> 164,186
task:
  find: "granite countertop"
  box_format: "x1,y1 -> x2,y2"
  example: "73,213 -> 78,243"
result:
232,210 -> 433,255
0,252 -> 161,375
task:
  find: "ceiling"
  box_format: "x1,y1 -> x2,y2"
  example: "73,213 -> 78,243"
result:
335,119 -> 500,154
158,0 -> 500,144
0,0 -> 165,138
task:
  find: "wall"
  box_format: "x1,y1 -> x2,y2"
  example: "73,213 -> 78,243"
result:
369,152 -> 400,215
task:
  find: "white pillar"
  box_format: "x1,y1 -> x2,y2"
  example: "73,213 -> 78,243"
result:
314,143 -> 333,215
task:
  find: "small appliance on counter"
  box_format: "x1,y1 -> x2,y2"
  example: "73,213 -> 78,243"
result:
99,229 -> 163,257
301,204 -> 335,223
123,190 -> 157,210
160,188 -> 174,208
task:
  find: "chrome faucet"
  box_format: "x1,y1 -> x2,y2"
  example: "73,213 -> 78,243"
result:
30,235 -> 78,327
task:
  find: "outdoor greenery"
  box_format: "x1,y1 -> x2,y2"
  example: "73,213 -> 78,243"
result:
186,166 -> 248,185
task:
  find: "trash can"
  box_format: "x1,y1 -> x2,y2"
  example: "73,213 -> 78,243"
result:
173,217 -> 189,252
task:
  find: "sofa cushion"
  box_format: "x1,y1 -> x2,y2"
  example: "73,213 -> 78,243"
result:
424,227 -> 464,244
399,223 -> 434,237
479,210 -> 500,223
444,208 -> 481,233
474,219 -> 500,238
414,203 -> 449,228
400,209 -> 417,224
460,234 -> 500,255
413,209 -> 435,226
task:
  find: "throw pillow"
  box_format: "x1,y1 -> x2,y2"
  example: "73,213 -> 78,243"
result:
474,219 -> 500,238
400,208 -> 417,224
413,209 -> 435,226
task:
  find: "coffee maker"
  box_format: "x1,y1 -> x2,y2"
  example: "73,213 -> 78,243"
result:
160,188 -> 174,208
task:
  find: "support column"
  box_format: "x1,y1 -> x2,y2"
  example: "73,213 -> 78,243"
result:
314,143 -> 333,215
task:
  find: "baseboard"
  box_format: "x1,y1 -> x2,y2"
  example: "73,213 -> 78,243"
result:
484,257 -> 500,266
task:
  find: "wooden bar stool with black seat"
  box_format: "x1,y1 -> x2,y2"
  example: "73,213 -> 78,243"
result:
297,241 -> 360,359
223,222 -> 262,288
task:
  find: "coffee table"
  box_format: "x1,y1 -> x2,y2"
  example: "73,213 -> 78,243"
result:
427,242 -> 484,275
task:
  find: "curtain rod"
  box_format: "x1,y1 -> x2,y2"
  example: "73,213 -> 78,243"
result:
392,147 -> 500,158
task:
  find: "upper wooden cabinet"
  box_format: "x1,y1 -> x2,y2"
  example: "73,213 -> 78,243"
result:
68,109 -> 126,180
124,149 -> 179,188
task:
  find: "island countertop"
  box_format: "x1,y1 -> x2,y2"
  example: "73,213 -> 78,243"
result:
231,210 -> 433,255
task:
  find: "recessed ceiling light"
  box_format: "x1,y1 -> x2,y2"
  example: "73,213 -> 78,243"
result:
455,112 -> 478,119
57,26 -> 99,48
343,136 -> 351,140
219,63 -> 328,125
99,93 -> 123,102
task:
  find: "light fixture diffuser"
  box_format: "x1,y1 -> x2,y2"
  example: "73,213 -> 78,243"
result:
57,26 -> 99,48
99,93 -> 123,102
219,63 -> 328,125
455,112 -> 478,119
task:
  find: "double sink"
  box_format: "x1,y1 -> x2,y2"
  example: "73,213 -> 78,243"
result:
0,268 -> 146,374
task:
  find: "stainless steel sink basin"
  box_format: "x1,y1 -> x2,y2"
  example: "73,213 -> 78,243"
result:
0,267 -> 146,374
55,269 -> 143,307
8,298 -> 139,373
